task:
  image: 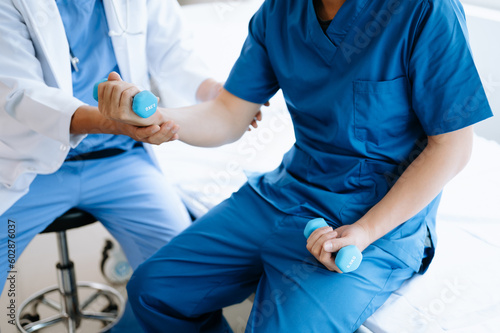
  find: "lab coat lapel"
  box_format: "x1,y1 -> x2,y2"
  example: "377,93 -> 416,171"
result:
103,0 -> 147,86
103,0 -> 131,82
15,0 -> 73,92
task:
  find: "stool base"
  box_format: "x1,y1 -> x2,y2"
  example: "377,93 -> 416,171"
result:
16,282 -> 125,333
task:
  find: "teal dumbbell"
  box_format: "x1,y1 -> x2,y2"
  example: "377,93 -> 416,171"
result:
93,79 -> 157,118
304,218 -> 362,273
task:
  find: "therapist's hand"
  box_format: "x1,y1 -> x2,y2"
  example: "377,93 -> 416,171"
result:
98,72 -> 164,127
70,104 -> 178,144
112,120 -> 179,145
306,223 -> 371,273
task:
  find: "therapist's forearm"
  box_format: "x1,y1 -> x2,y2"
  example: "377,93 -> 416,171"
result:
70,105 -> 117,134
356,126 -> 474,245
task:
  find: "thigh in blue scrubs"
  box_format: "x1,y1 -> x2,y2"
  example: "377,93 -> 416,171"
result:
127,0 -> 493,331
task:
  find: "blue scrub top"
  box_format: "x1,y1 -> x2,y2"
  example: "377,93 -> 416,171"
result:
56,0 -> 136,159
224,0 -> 493,272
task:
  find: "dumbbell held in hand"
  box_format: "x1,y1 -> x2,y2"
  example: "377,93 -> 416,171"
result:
304,218 -> 363,273
93,78 -> 157,118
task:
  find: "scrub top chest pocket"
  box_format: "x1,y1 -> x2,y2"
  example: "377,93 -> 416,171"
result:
353,77 -> 412,146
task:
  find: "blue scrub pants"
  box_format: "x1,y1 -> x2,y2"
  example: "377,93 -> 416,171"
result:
128,184 -> 416,332
0,147 -> 191,332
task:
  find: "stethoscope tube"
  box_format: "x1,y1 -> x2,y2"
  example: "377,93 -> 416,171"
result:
108,0 -> 145,37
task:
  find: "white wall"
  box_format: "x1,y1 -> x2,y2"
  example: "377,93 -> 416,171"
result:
463,4 -> 500,142
462,0 -> 500,11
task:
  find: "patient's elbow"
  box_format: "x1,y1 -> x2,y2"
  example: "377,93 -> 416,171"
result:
428,125 -> 474,175
455,129 -> 474,173
447,128 -> 474,174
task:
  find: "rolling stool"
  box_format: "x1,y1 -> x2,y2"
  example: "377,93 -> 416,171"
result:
16,208 -> 125,333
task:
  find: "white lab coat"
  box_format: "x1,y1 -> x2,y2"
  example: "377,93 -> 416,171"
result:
0,0 -> 210,215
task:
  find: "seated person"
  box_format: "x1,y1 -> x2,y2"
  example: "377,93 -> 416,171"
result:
0,0 -> 260,331
97,0 -> 493,331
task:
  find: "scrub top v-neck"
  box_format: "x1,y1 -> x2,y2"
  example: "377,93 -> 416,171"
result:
313,0 -> 333,35
224,0 -> 493,272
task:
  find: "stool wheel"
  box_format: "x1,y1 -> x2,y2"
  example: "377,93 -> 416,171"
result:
19,313 -> 41,327
16,282 -> 125,333
100,302 -> 119,316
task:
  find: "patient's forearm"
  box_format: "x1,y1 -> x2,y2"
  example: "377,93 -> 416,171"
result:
159,90 -> 260,147
357,126 -> 474,245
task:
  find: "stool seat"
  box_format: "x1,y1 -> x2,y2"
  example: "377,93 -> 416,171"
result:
42,208 -> 96,234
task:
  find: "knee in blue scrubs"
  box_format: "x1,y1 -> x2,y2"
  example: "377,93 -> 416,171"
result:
128,185 -> 414,332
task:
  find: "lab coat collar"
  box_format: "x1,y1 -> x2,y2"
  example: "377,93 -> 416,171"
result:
308,0 -> 370,64
14,0 -> 145,91
15,0 -> 73,92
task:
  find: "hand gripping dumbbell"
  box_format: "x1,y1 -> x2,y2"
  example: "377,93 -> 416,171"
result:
304,218 -> 363,273
93,79 -> 157,118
